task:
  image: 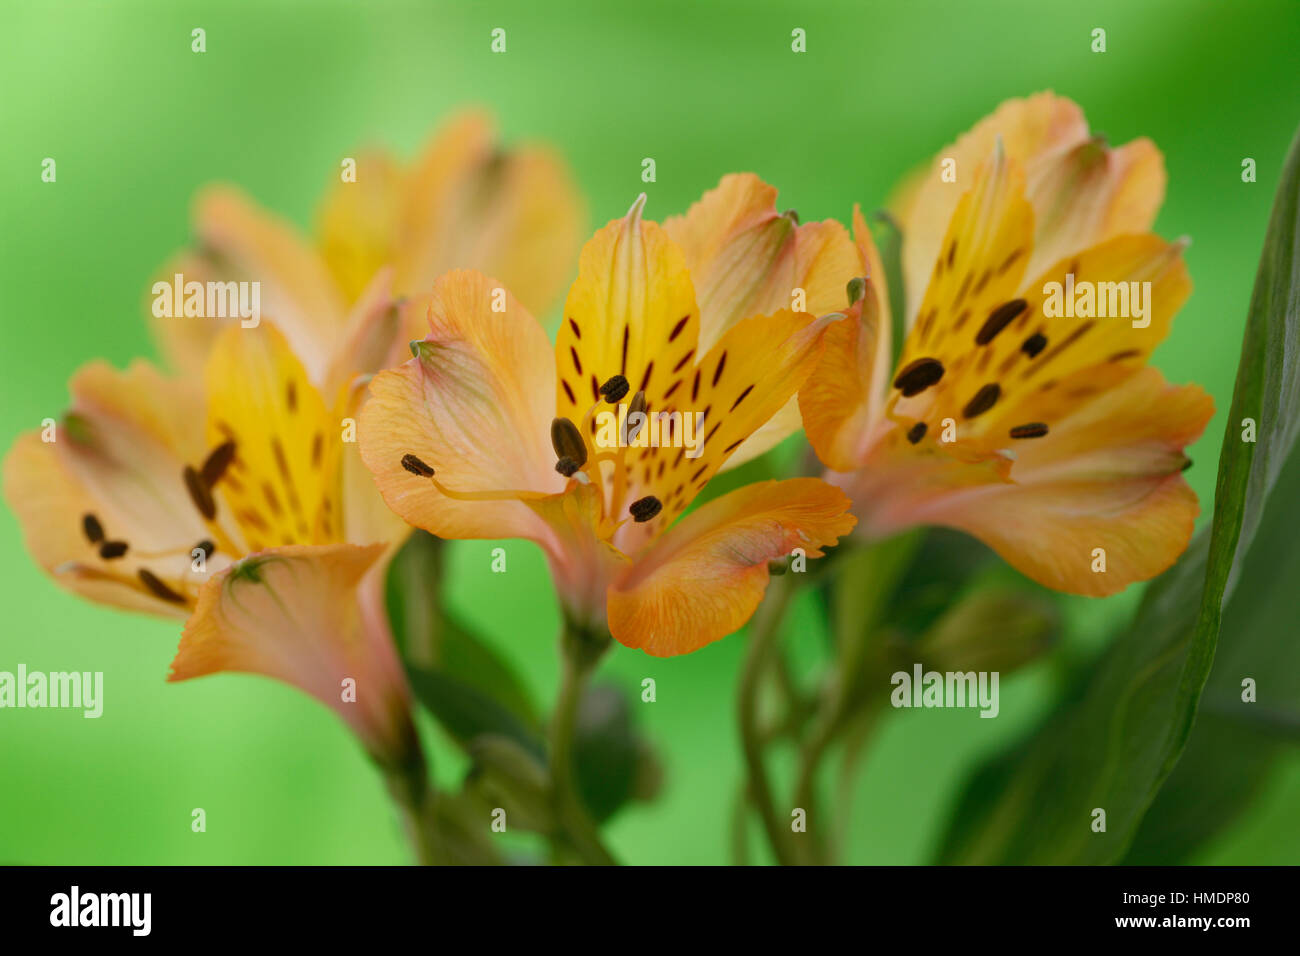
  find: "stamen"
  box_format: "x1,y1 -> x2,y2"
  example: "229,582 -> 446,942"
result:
138,568 -> 187,604
906,422 -> 927,444
975,299 -> 1028,345
400,453 -> 435,477
555,456 -> 580,477
82,513 -> 104,544
963,383 -> 1001,419
183,465 -> 217,521
599,375 -> 630,403
550,417 -> 588,467
99,540 -> 129,560
1009,422 -> 1049,439
201,441 -> 237,486
194,539 -> 216,559
893,357 -> 945,396
629,495 -> 662,523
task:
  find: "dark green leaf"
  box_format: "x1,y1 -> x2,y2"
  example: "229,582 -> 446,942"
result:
573,684 -> 662,822
387,530 -> 539,730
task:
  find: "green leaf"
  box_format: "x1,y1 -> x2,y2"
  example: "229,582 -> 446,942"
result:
935,123 -> 1300,864
406,665 -> 545,761
386,530 -> 539,733
1126,424 -> 1300,861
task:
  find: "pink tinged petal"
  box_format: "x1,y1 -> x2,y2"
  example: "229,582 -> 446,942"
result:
168,543 -> 418,766
358,270 -> 563,543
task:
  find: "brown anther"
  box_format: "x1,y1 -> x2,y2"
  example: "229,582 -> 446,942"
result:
555,456 -> 580,477
629,496 -> 662,523
183,465 -> 217,521
400,453 -> 435,478
194,539 -> 216,559
550,417 -> 588,467
906,422 -> 928,444
82,513 -> 104,544
893,357 -> 945,397
1009,422 -> 1049,439
98,540 -> 129,560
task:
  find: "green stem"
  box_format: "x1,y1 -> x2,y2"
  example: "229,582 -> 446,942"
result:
381,718 -> 442,865
737,575 -> 805,865
548,619 -> 618,865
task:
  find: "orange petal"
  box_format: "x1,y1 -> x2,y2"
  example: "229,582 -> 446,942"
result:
847,368 -> 1211,595
1025,136 -> 1165,277
3,360 -> 221,616
358,270 -> 563,542
193,185 -> 348,382
800,207 -> 894,471
168,543 -> 418,766
145,252 -> 244,377
895,92 -> 1165,323
395,111 -> 584,317
523,480 -> 630,627
663,173 -> 861,349
607,479 -> 856,656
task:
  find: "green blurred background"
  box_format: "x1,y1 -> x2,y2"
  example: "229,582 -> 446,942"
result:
2,0 -> 1298,864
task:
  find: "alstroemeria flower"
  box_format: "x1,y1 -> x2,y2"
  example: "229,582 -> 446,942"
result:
359,192 -> 858,656
4,321 -> 417,764
801,93 -> 1213,595
149,110 -> 583,385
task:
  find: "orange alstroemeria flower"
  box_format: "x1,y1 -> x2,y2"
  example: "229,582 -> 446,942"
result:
4,113 -> 585,768
801,93 -> 1213,595
149,110 -> 583,386
359,187 -> 860,656
4,323 -> 417,765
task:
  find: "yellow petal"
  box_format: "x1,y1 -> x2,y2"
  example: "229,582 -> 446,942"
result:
193,185 -> 348,382
895,91 -> 1088,317
554,195 -> 700,427
205,322 -> 342,550
613,309 -> 837,556
168,543 -> 418,766
358,270 -> 563,542
316,150 -> 406,306
396,111 -> 584,317
607,479 -> 855,656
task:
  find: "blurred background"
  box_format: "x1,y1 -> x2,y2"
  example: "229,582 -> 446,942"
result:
2,0 -> 1298,864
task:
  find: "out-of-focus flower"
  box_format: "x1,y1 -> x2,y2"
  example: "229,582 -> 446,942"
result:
149,111 -> 584,384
